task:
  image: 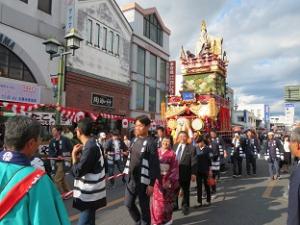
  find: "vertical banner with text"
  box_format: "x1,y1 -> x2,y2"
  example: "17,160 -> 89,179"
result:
65,0 -> 75,34
168,61 -> 176,95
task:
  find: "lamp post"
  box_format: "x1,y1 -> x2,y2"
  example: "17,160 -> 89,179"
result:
43,28 -> 83,124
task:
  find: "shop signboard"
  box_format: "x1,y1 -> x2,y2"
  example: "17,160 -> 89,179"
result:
91,93 -> 114,108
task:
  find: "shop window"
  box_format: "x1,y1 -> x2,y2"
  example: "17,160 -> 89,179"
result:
143,14 -> 163,46
137,47 -> 145,75
160,59 -> 166,83
149,53 -> 157,79
0,45 -> 36,83
149,86 -> 156,112
136,82 -> 144,110
38,0 -> 52,15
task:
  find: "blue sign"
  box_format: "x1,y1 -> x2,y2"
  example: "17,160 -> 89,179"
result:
243,110 -> 247,122
264,105 -> 270,122
181,92 -> 194,101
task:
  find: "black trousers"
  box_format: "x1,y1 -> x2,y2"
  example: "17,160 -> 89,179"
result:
124,184 -> 150,225
196,173 -> 211,204
175,180 -> 190,209
211,171 -> 219,193
246,155 -> 256,175
232,155 -> 243,175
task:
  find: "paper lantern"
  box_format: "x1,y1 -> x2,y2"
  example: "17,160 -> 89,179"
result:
191,118 -> 204,131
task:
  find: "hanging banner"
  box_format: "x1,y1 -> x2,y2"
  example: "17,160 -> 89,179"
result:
65,0 -> 75,33
26,112 -> 72,126
0,78 -> 41,104
168,61 -> 176,95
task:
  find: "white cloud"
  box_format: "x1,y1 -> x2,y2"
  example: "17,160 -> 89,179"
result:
270,100 -> 285,115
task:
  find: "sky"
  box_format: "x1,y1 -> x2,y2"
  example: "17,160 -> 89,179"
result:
116,0 -> 300,119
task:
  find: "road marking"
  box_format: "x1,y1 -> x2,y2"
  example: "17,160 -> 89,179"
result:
181,220 -> 208,225
262,180 -> 276,198
69,197 -> 124,222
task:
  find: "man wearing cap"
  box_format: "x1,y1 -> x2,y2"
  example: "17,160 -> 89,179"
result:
263,132 -> 284,180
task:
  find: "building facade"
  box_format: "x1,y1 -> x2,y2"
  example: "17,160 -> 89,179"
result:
0,0 -> 65,106
65,0 -> 132,131
121,3 -> 170,119
237,104 -> 270,129
232,110 -> 257,129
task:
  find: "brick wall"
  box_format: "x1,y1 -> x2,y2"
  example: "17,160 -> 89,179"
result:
65,71 -> 130,116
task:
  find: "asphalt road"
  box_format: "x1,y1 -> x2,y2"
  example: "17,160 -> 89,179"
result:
66,159 -> 289,225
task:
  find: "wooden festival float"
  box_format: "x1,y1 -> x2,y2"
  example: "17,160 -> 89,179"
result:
166,21 -> 231,141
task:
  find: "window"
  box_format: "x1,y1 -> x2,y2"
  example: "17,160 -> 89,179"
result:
137,47 -> 145,75
102,27 -> 107,50
0,45 -> 36,83
149,53 -> 157,79
108,31 -> 114,52
19,0 -> 28,3
87,19 -> 93,44
136,82 -> 144,110
149,87 -> 156,112
160,90 -> 165,111
38,0 -> 52,14
115,34 -> 120,55
143,14 -> 163,46
95,24 -> 101,47
160,59 -> 166,83
237,116 -> 244,122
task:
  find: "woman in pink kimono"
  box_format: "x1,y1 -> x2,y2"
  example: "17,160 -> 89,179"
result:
151,137 -> 179,225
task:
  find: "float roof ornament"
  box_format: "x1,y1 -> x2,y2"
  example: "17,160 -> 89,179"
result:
180,20 -> 228,76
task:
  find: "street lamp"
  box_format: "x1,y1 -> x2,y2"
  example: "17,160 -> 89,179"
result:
43,28 -> 82,124
43,38 -> 62,56
64,28 -> 83,54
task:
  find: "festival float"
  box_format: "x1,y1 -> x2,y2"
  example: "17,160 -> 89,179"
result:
166,21 -> 231,141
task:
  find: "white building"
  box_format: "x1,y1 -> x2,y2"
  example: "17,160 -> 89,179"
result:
232,110 -> 257,129
0,0 -> 65,105
237,104 -> 270,129
65,0 -> 132,132
121,3 -> 170,119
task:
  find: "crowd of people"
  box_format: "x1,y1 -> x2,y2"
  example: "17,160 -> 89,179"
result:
0,115 -> 299,225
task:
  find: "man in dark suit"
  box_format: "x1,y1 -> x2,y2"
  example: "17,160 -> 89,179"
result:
173,131 -> 197,215
288,127 -> 300,225
195,135 -> 212,207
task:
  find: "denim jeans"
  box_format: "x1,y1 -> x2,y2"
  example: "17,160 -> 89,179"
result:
78,208 -> 96,225
268,158 -> 279,178
108,160 -> 125,185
